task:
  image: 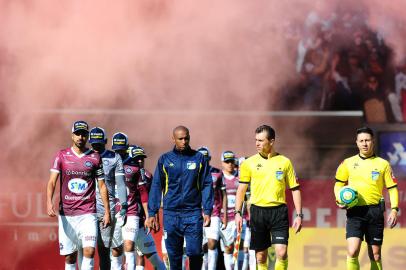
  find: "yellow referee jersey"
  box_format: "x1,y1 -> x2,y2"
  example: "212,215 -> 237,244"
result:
335,154 -> 398,206
239,153 -> 299,207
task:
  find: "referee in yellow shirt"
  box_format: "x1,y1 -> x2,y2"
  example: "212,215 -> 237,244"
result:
235,125 -> 303,270
334,127 -> 399,270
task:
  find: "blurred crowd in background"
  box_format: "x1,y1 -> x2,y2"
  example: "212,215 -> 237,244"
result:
279,4 -> 406,123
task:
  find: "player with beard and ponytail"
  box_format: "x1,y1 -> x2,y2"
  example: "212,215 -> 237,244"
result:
47,121 -> 111,270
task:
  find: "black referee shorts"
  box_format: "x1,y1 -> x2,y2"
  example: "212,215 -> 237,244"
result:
346,205 -> 384,245
250,204 -> 289,251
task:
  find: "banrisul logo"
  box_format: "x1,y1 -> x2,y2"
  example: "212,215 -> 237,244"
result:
68,178 -> 88,193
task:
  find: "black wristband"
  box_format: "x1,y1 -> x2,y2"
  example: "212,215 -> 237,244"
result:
392,207 -> 399,212
296,213 -> 304,218
234,209 -> 242,216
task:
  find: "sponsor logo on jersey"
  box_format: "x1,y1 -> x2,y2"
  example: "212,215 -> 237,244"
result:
371,171 -> 380,181
59,243 -> 64,250
66,170 -> 91,177
276,171 -> 284,180
186,161 -> 196,170
68,178 -> 89,193
85,161 -> 93,168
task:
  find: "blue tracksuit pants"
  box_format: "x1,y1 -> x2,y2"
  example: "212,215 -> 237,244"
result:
163,212 -> 203,270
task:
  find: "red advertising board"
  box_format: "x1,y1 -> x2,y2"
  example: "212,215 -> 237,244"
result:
1,180 -> 405,269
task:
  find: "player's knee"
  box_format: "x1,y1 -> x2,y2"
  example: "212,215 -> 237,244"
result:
83,247 -> 95,258
124,240 -> 134,252
347,248 -> 359,258
256,251 -> 267,264
111,246 -> 123,257
207,239 -> 217,250
224,245 -> 233,254
65,253 -> 77,264
275,245 -> 288,260
368,250 -> 381,262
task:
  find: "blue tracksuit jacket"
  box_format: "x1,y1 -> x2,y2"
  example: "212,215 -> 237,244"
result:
148,146 -> 213,217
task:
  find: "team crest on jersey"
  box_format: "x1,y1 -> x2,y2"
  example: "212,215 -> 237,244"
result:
103,160 -> 110,166
125,167 -> 133,174
212,175 -> 218,182
353,163 -> 359,169
186,161 -> 196,170
371,171 -> 380,181
168,162 -> 174,167
84,161 -> 93,168
276,171 -> 284,180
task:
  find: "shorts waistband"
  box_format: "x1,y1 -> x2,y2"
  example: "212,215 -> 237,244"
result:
251,204 -> 287,210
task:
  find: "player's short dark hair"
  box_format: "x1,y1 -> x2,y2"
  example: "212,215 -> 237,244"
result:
255,125 -> 275,140
356,126 -> 374,137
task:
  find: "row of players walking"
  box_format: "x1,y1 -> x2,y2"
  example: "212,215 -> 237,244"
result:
47,121 -> 399,270
47,121 -> 265,270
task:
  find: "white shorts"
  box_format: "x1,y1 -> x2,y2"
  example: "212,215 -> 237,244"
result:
97,213 -> 123,248
203,216 -> 221,242
135,227 -> 157,256
58,213 -> 98,255
220,220 -> 246,248
122,215 -> 140,242
161,236 -> 167,254
243,225 -> 251,249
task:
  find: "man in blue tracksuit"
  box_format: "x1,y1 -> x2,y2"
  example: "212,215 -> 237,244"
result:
147,126 -> 214,270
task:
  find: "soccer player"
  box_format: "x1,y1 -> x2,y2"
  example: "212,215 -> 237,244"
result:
334,127 -> 399,270
146,126 -> 214,270
217,151 -> 248,270
88,127 -> 128,270
235,125 -> 303,270
113,134 -> 149,270
197,146 -> 225,270
129,146 -> 166,270
46,120 -> 111,270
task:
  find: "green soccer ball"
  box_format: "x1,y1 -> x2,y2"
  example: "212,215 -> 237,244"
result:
339,186 -> 358,208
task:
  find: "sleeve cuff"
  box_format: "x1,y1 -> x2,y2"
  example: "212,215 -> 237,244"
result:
289,185 -> 300,190
50,169 -> 60,174
335,178 -> 347,183
203,209 -> 212,216
148,211 -> 157,217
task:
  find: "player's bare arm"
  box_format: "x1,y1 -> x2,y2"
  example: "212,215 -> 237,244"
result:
235,182 -> 248,231
388,186 -> 399,228
291,188 -> 303,233
98,179 -> 111,228
222,189 -> 228,226
46,171 -> 59,217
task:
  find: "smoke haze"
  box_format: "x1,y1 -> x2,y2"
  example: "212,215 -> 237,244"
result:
0,0 -> 406,176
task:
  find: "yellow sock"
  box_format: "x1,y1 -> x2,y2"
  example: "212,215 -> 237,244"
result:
257,262 -> 268,270
347,256 -> 360,270
275,258 -> 288,270
371,260 -> 382,270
